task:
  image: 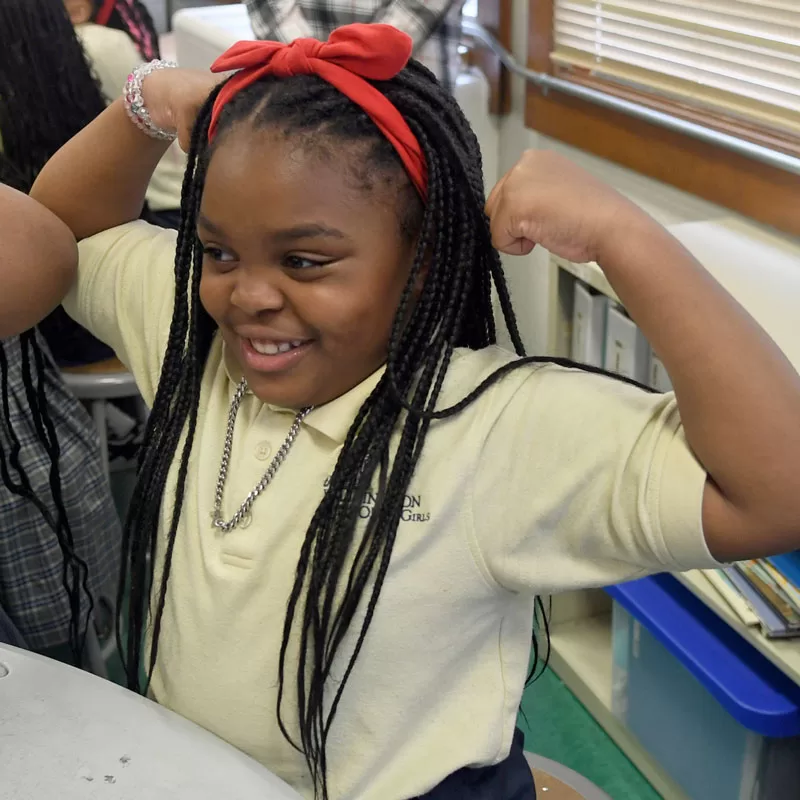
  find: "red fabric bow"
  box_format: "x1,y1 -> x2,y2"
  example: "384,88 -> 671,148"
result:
209,24 -> 428,199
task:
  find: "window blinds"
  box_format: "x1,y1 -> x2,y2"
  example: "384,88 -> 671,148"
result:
551,1 -> 800,136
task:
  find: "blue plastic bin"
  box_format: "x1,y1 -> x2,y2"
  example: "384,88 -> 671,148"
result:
607,574 -> 800,800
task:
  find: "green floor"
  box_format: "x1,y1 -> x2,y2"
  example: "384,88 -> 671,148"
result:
518,668 -> 661,800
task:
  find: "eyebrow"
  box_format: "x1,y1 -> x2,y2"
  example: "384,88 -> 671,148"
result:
197,215 -> 346,242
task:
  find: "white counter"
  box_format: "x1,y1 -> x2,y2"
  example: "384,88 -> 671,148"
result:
0,644 -> 301,800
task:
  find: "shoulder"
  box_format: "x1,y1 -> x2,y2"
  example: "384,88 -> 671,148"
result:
66,222 -> 179,407
75,22 -> 134,53
78,220 -> 178,269
440,346 -> 645,408
75,23 -> 141,76
437,347 -> 669,456
439,346 -> 530,402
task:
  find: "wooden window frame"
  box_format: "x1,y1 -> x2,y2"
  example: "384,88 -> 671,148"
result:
468,0 -> 514,115
526,0 -> 800,237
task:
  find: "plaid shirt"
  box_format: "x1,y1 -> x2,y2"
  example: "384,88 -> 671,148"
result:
244,0 -> 465,89
0,333 -> 121,651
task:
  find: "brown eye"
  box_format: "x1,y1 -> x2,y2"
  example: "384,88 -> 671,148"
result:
283,255 -> 328,270
201,245 -> 236,264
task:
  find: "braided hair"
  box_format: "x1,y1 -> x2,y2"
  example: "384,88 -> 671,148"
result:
122,62 -> 567,798
93,0 -> 161,61
0,334 -> 94,664
0,0 -> 107,191
0,0 -> 106,664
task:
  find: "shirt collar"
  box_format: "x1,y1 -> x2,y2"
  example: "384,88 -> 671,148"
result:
223,342 -> 385,445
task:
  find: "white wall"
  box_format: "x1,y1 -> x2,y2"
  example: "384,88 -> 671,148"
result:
491,0 -> 800,355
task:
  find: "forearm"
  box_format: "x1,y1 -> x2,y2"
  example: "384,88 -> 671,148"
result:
30,99 -> 170,240
0,186 -> 77,337
599,211 -> 800,535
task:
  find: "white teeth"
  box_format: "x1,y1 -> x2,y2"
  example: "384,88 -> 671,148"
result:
250,339 -> 304,355
251,340 -> 279,355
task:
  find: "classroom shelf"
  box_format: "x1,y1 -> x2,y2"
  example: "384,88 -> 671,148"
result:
548,579 -> 800,800
549,607 -> 690,800
550,614 -> 613,710
675,571 -> 800,686
550,255 -> 617,303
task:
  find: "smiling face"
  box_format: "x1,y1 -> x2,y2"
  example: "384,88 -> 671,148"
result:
197,125 -> 419,409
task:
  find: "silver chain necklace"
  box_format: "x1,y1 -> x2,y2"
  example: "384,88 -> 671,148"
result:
211,378 -> 313,533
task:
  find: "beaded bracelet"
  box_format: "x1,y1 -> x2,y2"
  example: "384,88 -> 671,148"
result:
123,59 -> 179,142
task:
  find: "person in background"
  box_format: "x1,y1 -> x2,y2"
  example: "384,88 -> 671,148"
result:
64,0 -> 185,229
0,182 -> 119,664
0,183 -> 76,651
0,0 -> 122,665
1,0 -> 114,368
245,0 -> 465,90
79,0 -> 161,61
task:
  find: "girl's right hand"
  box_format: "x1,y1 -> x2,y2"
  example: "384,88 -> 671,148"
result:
141,68 -> 220,152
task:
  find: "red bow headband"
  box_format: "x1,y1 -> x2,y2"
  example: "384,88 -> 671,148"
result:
209,24 -> 428,200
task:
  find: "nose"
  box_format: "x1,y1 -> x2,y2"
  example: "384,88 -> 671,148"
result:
230,266 -> 285,316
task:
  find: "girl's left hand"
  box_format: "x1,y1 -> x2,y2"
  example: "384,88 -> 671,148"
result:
485,150 -> 647,264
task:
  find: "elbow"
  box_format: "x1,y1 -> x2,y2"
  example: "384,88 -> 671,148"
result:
702,475 -> 800,563
0,214 -> 78,339
42,214 -> 79,305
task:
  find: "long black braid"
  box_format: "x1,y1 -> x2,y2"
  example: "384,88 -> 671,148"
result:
0,0 -> 107,190
0,334 -> 95,664
120,61 -> 638,797
0,0 -> 107,664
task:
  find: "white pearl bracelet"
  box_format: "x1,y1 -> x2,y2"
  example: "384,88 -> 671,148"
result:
123,59 -> 179,141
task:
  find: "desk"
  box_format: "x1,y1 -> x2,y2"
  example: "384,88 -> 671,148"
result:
0,645 -> 301,800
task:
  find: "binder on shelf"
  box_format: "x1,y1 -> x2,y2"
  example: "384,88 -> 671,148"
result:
571,281 -> 608,367
648,349 -> 673,393
701,569 -> 759,627
761,559 -> 800,609
737,562 -> 800,628
724,568 -> 798,639
603,304 -> 649,383
767,553 -> 800,590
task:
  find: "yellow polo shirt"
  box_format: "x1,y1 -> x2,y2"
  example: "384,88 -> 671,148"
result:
67,221 -> 719,799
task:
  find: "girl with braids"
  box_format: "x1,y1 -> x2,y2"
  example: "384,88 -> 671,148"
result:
32,24 -> 800,800
0,0 -> 122,664
0,184 -> 79,649
0,184 -> 78,647
64,0 -> 161,61
1,0 -> 115,366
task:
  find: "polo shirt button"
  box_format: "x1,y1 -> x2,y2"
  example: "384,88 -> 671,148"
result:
255,441 -> 272,461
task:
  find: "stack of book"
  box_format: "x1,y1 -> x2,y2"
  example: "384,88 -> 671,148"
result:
700,553 -> 800,639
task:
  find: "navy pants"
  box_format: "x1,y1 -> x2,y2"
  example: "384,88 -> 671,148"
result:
415,729 -> 535,800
